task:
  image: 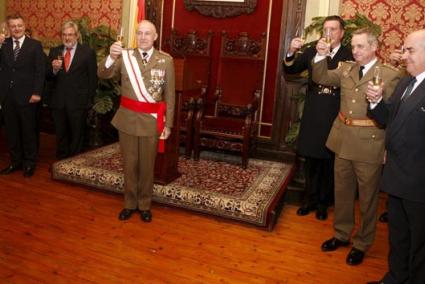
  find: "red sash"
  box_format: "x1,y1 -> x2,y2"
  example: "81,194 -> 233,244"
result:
120,96 -> 166,153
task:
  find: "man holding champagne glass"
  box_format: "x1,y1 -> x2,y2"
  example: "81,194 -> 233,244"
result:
284,16 -> 353,221
312,28 -> 401,265
46,21 -> 98,159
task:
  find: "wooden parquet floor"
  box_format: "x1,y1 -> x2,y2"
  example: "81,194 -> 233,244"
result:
0,132 -> 389,284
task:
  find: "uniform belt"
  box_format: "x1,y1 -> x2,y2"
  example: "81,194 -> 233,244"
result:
338,112 -> 377,127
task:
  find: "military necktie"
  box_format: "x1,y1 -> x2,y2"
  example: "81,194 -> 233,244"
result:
359,66 -> 365,80
142,52 -> 148,66
401,78 -> 417,102
13,40 -> 20,61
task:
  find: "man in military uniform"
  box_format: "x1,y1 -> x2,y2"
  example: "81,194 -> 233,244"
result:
98,20 -> 175,222
312,28 -> 401,265
284,16 -> 353,220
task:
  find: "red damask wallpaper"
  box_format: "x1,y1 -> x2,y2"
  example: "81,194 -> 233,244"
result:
341,0 -> 425,59
6,0 -> 122,43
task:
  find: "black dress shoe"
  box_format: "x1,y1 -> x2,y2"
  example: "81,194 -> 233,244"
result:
23,166 -> 35,177
366,281 -> 384,284
316,207 -> 328,220
296,205 -> 316,216
0,164 -> 22,175
321,237 -> 350,252
379,212 -> 388,223
346,247 -> 365,265
118,208 -> 136,221
140,210 -> 152,222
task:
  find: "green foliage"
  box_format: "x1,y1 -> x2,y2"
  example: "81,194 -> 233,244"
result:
73,17 -> 120,116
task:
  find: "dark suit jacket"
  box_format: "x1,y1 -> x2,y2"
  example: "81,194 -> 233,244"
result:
369,76 -> 425,203
0,37 -> 46,105
46,43 -> 97,109
283,45 -> 353,158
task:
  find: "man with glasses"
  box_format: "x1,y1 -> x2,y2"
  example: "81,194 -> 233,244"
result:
46,21 -> 97,159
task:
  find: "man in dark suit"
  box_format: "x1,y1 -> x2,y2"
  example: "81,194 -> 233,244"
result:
98,20 -> 175,222
0,14 -> 45,177
46,21 -> 97,159
366,29 -> 425,284
283,15 -> 353,220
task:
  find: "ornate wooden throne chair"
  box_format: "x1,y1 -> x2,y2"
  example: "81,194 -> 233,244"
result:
193,31 -> 266,169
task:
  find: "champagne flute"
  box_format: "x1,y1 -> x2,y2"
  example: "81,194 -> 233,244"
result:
117,26 -> 125,48
57,54 -> 64,69
324,27 -> 332,56
0,23 -> 7,37
372,66 -> 382,87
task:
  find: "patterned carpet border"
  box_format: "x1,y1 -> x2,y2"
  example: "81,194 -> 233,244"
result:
52,143 -> 294,227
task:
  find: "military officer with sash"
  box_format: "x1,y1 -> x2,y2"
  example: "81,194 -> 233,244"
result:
98,20 -> 175,222
312,28 -> 401,265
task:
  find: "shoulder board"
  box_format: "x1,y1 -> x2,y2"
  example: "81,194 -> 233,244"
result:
159,50 -> 172,57
381,63 -> 399,72
338,61 -> 355,68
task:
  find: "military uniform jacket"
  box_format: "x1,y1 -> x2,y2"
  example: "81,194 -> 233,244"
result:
98,48 -> 175,137
284,45 -> 353,159
312,59 -> 401,163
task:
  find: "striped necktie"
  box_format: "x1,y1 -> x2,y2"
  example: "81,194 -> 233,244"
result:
401,78 -> 417,102
13,40 -> 21,61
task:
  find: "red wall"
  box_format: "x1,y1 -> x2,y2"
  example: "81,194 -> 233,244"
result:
162,1 -> 284,138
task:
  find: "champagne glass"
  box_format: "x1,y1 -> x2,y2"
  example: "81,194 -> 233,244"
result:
117,26 -> 125,48
324,27 -> 332,55
294,25 -> 305,54
373,66 -> 382,87
57,54 -> 64,69
0,23 -> 7,37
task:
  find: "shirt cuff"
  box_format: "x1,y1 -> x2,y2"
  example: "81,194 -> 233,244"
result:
369,97 -> 383,109
314,54 -> 327,63
105,55 -> 115,68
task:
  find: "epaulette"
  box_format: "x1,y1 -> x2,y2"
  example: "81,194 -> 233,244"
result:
381,63 -> 399,72
159,50 -> 172,57
338,61 -> 355,68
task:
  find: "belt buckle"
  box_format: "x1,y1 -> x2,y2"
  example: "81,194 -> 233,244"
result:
345,118 -> 352,125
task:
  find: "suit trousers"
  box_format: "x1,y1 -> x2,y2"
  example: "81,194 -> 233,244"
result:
303,157 -> 334,208
382,195 -> 425,284
52,107 -> 87,159
2,95 -> 38,167
119,131 -> 158,210
333,155 -> 382,251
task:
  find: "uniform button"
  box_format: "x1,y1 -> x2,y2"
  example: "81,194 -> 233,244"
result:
349,110 -> 353,114
352,99 -> 356,103
372,135 -> 376,139
355,88 -> 359,92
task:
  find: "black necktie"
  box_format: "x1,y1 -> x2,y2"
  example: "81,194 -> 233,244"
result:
359,66 -> 365,80
142,52 -> 148,66
13,40 -> 21,61
401,78 -> 417,102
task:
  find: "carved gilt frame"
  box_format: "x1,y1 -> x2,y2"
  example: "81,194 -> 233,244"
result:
183,0 -> 257,18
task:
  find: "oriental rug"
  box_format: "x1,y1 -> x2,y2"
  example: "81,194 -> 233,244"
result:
51,143 -> 294,229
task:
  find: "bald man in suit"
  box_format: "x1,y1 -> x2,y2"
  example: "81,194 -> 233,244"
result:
366,29 -> 425,284
98,20 -> 175,222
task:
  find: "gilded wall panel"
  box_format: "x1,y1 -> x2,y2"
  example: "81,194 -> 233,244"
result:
341,0 -> 425,59
7,0 -> 122,44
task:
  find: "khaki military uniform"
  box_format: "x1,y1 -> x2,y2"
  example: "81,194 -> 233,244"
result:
312,59 -> 401,251
98,48 -> 175,210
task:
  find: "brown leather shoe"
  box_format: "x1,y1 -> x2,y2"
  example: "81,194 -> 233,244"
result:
118,208 -> 136,221
346,247 -> 365,265
140,210 -> 152,222
321,237 -> 350,252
